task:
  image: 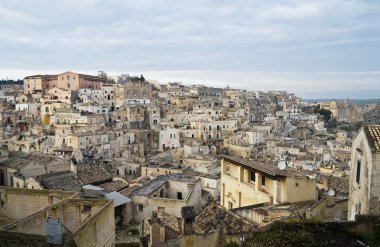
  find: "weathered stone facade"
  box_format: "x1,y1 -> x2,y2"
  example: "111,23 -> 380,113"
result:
348,125 -> 380,220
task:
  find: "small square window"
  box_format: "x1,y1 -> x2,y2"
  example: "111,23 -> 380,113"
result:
177,192 -> 183,200
82,204 -> 91,213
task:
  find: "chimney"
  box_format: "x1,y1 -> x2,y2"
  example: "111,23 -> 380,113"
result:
148,211 -> 164,247
70,160 -> 77,174
322,178 -> 328,191
181,206 -> 195,236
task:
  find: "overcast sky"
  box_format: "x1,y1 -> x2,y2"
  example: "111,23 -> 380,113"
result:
0,0 -> 379,99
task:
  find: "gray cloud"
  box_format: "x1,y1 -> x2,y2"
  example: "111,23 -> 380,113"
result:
0,0 -> 379,98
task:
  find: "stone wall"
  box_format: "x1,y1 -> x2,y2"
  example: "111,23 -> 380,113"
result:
347,128 -> 380,220
1,197 -> 115,247
0,187 -> 78,220
71,199 -> 115,247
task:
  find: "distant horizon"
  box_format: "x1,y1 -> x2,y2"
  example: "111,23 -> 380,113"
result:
1,0 -> 380,99
1,69 -> 379,100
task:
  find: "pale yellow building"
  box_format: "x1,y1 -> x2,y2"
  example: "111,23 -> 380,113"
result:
220,155 -> 317,209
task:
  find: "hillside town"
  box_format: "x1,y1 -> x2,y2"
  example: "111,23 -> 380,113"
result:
0,71 -> 379,247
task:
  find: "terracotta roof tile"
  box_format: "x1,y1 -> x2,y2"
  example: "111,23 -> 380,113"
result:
98,180 -> 129,192
364,125 -> 380,152
193,202 -> 257,235
77,166 -> 113,185
37,171 -> 82,191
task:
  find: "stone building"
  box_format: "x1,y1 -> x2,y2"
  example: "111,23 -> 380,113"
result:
23,74 -> 57,94
188,119 -> 238,140
159,126 -> 181,151
43,87 -> 78,105
24,71 -> 112,94
142,162 -> 190,177
141,202 -> 256,247
123,77 -> 152,102
220,155 -> 317,209
0,154 -> 73,188
348,125 -> 380,220
129,174 -> 202,223
0,187 -> 115,246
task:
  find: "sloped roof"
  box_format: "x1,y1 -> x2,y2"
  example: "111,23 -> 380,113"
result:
98,180 -> 129,192
222,155 -> 288,177
364,125 -> 380,152
37,171 -> 82,191
77,166 -> 113,185
105,191 -> 131,207
131,174 -> 196,196
194,202 -> 257,235
143,211 -> 182,237
302,170 -> 349,195
0,157 -> 30,170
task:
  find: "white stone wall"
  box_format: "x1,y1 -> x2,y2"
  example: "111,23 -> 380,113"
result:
159,127 -> 180,151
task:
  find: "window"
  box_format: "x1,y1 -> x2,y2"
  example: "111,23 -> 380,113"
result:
177,192 -> 183,200
250,171 -> 256,182
138,204 -> 143,212
83,204 -> 91,213
228,201 -> 233,210
356,160 -> 361,184
67,83 -> 70,88
226,163 -> 230,175
262,176 -> 266,187
356,202 -> 361,214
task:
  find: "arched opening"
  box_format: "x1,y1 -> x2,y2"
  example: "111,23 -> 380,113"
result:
19,144 -> 27,152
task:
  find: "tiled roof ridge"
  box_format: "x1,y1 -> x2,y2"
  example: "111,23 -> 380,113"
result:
364,125 -> 380,152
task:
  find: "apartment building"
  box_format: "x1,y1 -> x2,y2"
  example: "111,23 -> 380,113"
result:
220,155 -> 317,209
